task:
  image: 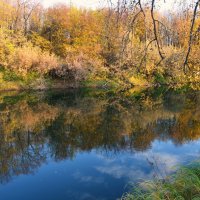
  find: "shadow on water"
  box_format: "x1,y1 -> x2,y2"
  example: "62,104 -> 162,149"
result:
0,88 -> 199,193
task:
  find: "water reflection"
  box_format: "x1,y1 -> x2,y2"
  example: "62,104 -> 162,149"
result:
0,88 -> 199,198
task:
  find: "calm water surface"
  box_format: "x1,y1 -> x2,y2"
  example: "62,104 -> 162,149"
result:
0,88 -> 199,200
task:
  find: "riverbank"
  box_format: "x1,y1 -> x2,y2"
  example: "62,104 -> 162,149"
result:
0,69 -> 199,92
122,161 -> 200,200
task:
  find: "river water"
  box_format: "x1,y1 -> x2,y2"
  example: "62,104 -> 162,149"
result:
0,88 -> 199,200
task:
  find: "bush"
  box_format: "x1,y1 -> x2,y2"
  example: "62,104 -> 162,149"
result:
8,44 -> 59,76
28,32 -> 52,51
49,55 -> 88,83
0,29 -> 15,67
2,69 -> 23,82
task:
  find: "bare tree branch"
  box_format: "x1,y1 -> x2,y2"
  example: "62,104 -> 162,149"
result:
151,0 -> 165,65
183,0 -> 200,74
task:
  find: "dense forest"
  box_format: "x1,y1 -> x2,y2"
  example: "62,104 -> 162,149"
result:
0,0 -> 200,90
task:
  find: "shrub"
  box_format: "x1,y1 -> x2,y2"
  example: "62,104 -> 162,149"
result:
0,29 -> 15,67
2,69 -> 23,82
8,44 -> 59,76
49,53 -> 90,82
28,32 -> 52,51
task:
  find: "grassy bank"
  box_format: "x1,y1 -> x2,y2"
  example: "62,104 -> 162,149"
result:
0,68 -> 80,91
122,162 -> 200,200
0,67 -> 199,92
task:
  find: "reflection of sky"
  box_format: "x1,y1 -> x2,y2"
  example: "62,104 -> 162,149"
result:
95,140 -> 200,183
0,139 -> 200,200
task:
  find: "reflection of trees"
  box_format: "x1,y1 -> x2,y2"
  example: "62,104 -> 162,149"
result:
0,97 -> 59,183
0,90 -> 199,183
0,130 -> 46,183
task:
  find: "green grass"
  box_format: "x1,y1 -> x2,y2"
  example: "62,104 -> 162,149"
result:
122,162 -> 200,200
0,68 -> 51,90
82,78 -> 120,89
0,66 -> 199,91
153,72 -> 168,85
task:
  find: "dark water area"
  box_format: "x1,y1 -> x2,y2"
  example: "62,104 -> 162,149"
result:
0,88 -> 199,200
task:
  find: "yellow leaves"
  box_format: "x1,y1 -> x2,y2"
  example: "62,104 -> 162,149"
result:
0,29 -> 15,67
29,32 -> 52,51
7,44 -> 59,76
0,1 -> 15,28
129,75 -> 149,86
0,1 -> 199,88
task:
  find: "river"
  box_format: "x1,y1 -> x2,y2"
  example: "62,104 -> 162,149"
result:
0,88 -> 199,200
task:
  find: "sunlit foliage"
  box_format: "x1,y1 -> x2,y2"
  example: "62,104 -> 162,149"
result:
0,0 -> 199,89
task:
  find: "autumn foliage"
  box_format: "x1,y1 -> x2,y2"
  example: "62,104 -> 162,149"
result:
0,0 -> 199,89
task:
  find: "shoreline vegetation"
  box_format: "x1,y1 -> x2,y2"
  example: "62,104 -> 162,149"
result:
0,0 -> 200,92
0,67 -> 199,92
122,161 -> 200,200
